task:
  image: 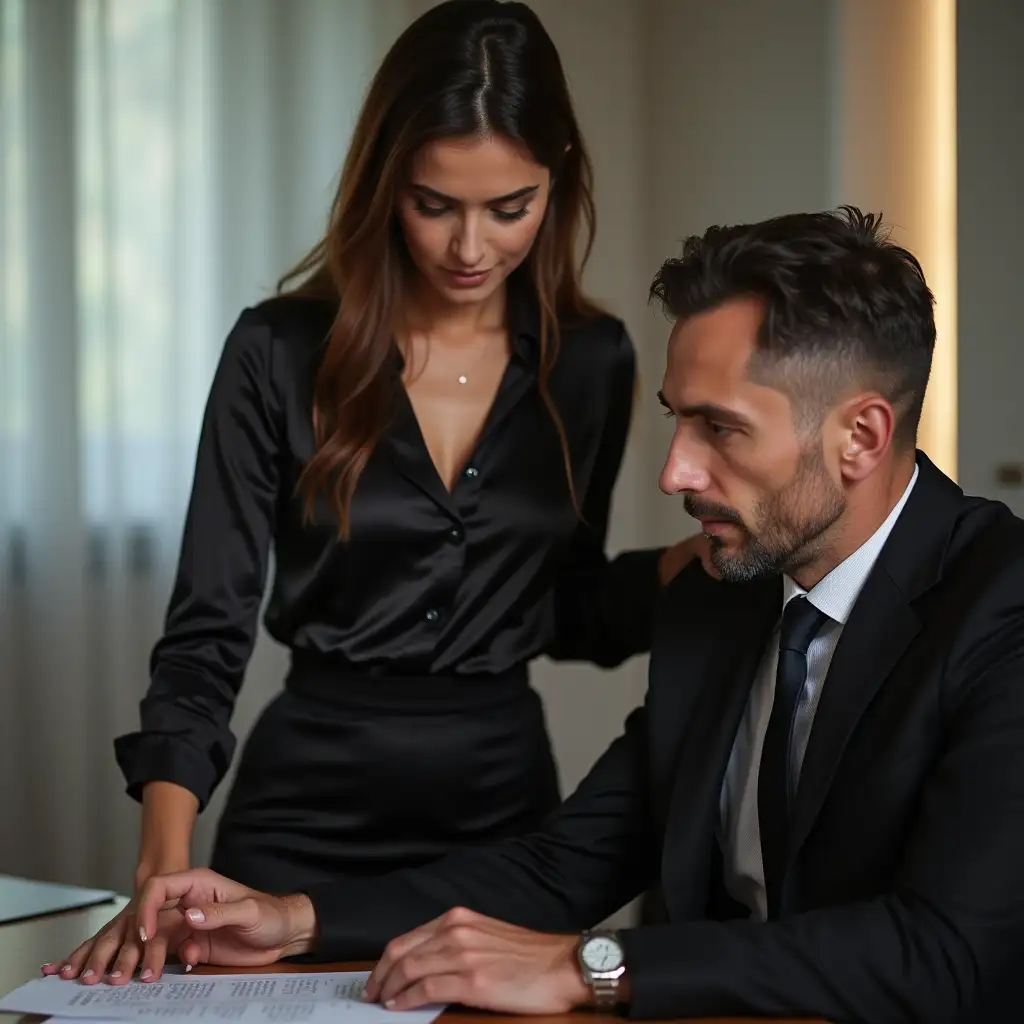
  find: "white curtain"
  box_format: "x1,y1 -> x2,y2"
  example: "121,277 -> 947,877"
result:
0,0 -> 406,891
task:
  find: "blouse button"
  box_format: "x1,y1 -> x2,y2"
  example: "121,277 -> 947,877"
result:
464,466 -> 479,478
448,526 -> 463,543
424,608 -> 441,624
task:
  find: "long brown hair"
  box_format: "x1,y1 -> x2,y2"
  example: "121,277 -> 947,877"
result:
281,0 -> 602,537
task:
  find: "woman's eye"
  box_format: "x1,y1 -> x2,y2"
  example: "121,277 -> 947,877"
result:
492,206 -> 529,223
414,200 -> 450,217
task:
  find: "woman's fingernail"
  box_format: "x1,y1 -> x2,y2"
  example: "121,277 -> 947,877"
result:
141,969 -> 153,981
139,926 -> 148,943
186,908 -> 205,924
185,964 -> 193,973
60,965 -> 74,975
385,999 -> 396,1009
109,971 -> 122,979
41,963 -> 53,973
82,969 -> 94,979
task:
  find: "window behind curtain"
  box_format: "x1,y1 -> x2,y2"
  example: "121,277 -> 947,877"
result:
1,0 -> 28,530
1,0 -> 215,559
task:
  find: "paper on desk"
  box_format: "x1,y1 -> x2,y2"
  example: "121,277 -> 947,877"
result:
0,970 -> 447,1024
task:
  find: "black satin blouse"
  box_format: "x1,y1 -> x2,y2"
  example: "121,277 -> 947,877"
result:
115,283 -> 663,809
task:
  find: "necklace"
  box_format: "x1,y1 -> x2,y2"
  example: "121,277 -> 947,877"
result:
454,343 -> 496,386
401,329 -> 500,387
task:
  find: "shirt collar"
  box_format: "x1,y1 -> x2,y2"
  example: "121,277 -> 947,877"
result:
782,463 -> 920,625
506,270 -> 541,365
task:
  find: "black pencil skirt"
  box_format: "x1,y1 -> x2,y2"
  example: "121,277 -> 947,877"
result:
209,653 -> 560,892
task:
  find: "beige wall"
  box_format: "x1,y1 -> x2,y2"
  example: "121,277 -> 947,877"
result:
957,1 -> 1024,518
644,0 -> 833,544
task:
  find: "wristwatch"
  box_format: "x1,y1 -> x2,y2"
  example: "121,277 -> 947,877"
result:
577,929 -> 626,1009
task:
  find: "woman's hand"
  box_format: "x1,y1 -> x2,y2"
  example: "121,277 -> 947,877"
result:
41,895 -> 175,984
42,857 -> 189,984
41,867 -> 311,985
658,532 -> 717,585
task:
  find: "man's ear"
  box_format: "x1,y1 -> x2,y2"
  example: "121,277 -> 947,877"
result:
834,393 -> 896,482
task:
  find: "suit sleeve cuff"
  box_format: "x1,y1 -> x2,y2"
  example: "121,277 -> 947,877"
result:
620,922 -> 746,1020
296,875 -> 449,962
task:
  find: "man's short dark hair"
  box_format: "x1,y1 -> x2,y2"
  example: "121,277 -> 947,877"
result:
650,206 -> 936,447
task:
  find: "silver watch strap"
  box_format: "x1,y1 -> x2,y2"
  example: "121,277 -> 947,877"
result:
590,976 -> 620,1010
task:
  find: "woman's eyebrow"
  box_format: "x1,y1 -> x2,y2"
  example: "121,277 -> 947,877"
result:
411,183 -> 540,204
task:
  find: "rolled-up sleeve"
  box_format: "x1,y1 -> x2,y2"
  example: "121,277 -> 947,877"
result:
114,309 -> 281,810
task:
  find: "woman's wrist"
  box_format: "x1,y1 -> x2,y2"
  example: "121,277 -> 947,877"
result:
137,782 -> 198,893
134,852 -> 191,893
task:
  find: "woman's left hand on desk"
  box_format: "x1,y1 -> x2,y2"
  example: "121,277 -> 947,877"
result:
47,868 -> 315,984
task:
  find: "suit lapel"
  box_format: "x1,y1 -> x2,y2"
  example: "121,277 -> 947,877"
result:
787,452 -> 963,868
788,567 -> 920,863
660,578 -> 779,917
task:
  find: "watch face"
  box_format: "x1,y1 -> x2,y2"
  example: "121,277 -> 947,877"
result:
582,935 -> 624,973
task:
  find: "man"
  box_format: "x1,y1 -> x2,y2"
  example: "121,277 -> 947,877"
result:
65,208 -> 1024,1022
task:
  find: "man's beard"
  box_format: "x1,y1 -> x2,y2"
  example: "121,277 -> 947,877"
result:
685,448 -> 846,584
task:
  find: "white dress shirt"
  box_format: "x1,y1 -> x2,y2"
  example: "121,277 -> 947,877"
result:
718,464 -> 919,919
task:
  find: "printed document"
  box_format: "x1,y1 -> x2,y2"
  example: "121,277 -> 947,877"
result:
0,970 -> 446,1024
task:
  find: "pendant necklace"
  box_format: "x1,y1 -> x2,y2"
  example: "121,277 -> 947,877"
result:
454,341 -> 497,386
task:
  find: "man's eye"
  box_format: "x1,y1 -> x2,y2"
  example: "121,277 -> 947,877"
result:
707,421 -> 734,437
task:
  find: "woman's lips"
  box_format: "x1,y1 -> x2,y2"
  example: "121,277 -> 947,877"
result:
442,267 -> 493,288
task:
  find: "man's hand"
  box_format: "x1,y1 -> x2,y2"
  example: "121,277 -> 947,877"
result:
363,907 -> 590,1014
658,533 -> 717,585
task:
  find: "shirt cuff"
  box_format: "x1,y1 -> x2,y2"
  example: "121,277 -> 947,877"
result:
113,731 -> 219,810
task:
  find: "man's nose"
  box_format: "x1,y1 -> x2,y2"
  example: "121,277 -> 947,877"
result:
660,436 -> 711,495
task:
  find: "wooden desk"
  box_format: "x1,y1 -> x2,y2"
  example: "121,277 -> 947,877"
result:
0,923 -> 824,1024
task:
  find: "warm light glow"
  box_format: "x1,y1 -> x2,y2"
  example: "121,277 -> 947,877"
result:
832,0 -> 958,479
920,0 -> 958,481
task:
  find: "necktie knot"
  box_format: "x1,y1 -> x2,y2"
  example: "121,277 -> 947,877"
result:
779,595 -> 829,656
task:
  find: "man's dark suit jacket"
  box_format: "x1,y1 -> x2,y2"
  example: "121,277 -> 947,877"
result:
302,453 -> 1024,1024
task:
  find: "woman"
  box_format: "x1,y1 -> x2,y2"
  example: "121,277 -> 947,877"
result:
48,0 -> 704,982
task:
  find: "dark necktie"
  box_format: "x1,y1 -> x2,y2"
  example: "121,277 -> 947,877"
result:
758,595 -> 829,919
